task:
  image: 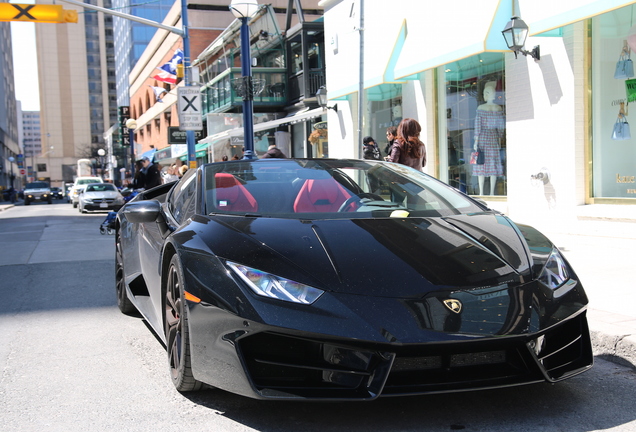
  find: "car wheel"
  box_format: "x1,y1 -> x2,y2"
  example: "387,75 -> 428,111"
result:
24,199 -> 30,206
73,202 -> 78,208
115,233 -> 136,315
165,254 -> 204,392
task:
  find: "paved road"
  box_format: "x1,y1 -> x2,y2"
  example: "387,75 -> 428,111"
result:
1,202 -> 636,432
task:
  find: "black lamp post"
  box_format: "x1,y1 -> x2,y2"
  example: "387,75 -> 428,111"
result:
97,148 -> 106,177
316,86 -> 338,112
7,156 -> 15,188
125,118 -> 137,178
229,0 -> 260,160
501,15 -> 540,60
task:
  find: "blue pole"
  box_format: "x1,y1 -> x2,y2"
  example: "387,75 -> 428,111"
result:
181,0 -> 196,168
239,17 -> 255,159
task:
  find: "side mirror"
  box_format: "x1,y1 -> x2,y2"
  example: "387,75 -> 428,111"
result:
122,200 -> 161,224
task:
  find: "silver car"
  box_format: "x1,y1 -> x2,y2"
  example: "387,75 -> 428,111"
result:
78,183 -> 125,213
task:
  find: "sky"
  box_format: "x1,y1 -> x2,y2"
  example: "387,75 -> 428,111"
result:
11,18 -> 40,111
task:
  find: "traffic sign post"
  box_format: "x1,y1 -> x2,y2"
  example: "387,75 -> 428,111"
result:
177,86 -> 203,131
0,4 -> 78,23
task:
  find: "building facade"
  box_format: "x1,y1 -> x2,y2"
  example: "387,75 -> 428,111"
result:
36,0 -> 118,187
113,0 -> 173,108
128,0 -> 324,170
0,20 -> 20,193
318,0 -> 636,224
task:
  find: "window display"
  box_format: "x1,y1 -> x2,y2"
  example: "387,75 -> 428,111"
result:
591,7 -> 636,199
442,53 -> 506,196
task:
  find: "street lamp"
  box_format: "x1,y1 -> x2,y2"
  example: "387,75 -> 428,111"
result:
229,0 -> 260,159
125,118 -> 137,177
316,86 -> 338,112
501,1 -> 540,61
7,156 -> 15,188
97,148 -> 106,177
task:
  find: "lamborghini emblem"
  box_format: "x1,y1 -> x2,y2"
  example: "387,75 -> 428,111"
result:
443,299 -> 462,314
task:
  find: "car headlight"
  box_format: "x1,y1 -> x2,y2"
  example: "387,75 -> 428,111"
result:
538,247 -> 571,289
227,261 -> 323,304
114,196 -> 125,204
84,198 -> 93,203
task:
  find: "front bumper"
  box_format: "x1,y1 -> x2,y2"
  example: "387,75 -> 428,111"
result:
26,194 -> 51,201
188,305 -> 592,401
83,203 -> 123,211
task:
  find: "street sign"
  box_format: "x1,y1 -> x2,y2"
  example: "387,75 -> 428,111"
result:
177,86 -> 203,131
119,106 -> 131,146
0,4 -> 78,23
168,127 -> 204,144
19,169 -> 26,176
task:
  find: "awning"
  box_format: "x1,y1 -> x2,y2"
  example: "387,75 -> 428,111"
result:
393,0 -> 510,80
522,0 -> 636,35
139,148 -> 157,162
228,107 -> 325,137
196,108 -> 324,152
177,142 -> 211,161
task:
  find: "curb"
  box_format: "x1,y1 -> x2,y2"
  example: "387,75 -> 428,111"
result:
0,204 -> 15,211
588,309 -> 636,370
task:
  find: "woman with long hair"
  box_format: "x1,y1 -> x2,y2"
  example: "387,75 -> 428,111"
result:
386,118 -> 426,170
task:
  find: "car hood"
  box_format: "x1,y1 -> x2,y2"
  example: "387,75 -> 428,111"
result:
25,188 -> 50,193
195,212 -> 533,298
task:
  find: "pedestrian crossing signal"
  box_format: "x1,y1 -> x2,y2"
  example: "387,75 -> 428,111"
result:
0,4 -> 78,23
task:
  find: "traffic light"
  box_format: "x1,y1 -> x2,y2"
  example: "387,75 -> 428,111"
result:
0,4 -> 78,23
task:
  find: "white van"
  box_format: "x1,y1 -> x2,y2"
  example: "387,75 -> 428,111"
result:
70,176 -> 102,208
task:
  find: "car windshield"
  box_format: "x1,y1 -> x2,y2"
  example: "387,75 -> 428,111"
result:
86,183 -> 116,192
26,182 -> 48,189
77,178 -> 101,185
203,159 -> 483,219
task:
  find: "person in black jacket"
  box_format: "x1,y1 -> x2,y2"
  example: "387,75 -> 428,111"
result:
263,144 -> 286,158
362,136 -> 381,160
384,126 -> 398,159
141,156 -> 162,189
131,160 -> 146,189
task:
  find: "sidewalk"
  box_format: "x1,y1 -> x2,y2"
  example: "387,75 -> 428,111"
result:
0,203 -> 16,211
508,203 -> 636,370
2,201 -> 635,369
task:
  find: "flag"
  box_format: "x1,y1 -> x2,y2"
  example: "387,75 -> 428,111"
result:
149,85 -> 167,103
152,49 -> 184,84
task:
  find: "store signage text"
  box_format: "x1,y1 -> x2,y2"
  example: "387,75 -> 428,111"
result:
616,173 -> 635,183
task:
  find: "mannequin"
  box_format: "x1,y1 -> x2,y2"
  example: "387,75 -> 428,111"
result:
473,81 -> 505,195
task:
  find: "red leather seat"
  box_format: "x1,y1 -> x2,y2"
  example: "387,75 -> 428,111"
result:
215,173 -> 258,212
293,178 -> 351,212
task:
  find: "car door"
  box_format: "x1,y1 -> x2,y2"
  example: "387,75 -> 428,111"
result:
140,170 -> 198,323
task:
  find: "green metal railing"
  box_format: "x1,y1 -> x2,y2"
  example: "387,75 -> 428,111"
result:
202,67 -> 287,115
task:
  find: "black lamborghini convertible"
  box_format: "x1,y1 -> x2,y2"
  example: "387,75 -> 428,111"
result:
115,158 -> 592,400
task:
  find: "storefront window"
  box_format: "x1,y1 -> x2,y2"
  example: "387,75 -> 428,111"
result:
591,7 -> 636,199
365,84 -> 402,158
441,53 -> 506,196
308,118 -> 329,158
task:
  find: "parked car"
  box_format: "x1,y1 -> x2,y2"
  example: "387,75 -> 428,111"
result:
70,176 -> 102,208
78,182 -> 125,213
23,181 -> 53,205
50,187 -> 63,200
115,159 -> 593,400
64,182 -> 74,203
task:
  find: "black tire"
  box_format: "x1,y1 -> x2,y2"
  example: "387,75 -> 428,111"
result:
24,199 -> 30,206
115,233 -> 136,315
73,202 -> 78,208
165,254 -> 204,392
